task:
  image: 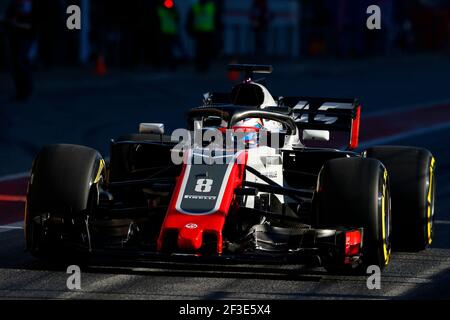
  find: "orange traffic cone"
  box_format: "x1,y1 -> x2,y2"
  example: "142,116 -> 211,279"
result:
95,54 -> 107,76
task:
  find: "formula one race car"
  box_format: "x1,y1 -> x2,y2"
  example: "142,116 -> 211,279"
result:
25,64 -> 436,273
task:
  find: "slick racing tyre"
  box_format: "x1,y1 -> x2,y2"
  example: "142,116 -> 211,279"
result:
25,144 -> 105,260
364,146 -> 436,251
316,158 -> 392,273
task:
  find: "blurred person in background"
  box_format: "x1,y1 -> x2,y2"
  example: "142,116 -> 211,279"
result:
250,0 -> 273,60
4,0 -> 35,101
364,0 -> 396,56
156,0 -> 180,70
394,0 -> 416,52
412,0 -> 450,51
187,0 -> 218,72
33,0 -> 65,67
118,1 -> 140,68
335,0 -> 368,58
302,0 -> 333,57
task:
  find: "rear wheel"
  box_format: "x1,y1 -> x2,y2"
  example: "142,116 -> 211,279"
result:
364,146 -> 436,251
316,157 -> 391,273
26,144 -> 105,261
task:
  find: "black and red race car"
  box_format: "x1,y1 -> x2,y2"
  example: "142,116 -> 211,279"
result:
25,64 -> 436,273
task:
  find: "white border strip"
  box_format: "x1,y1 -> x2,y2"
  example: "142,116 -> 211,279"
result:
0,221 -> 24,233
359,121 -> 450,149
0,172 -> 29,183
435,220 -> 450,225
363,99 -> 450,117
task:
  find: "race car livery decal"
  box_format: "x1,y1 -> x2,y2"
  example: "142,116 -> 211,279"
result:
175,152 -> 237,215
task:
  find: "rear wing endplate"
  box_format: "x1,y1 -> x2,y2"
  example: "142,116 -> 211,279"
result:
279,96 -> 361,150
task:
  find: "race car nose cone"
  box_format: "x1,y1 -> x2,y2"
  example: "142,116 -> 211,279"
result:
178,224 -> 203,251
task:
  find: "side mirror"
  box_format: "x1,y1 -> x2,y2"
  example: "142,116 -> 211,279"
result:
139,123 -> 164,135
302,129 -> 330,141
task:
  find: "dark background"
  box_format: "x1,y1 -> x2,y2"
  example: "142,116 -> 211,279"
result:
0,0 -> 449,69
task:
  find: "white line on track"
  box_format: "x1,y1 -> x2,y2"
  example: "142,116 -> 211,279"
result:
358,121 -> 450,149
435,220 -> 450,225
0,172 -> 29,182
0,222 -> 24,233
363,98 -> 450,117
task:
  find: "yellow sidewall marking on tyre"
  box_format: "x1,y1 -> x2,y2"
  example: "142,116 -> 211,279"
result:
94,159 -> 105,184
382,169 -> 390,265
24,180 -> 30,244
427,157 -> 435,245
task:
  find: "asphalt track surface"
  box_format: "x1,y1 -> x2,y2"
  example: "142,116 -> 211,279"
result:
1,56 -> 450,299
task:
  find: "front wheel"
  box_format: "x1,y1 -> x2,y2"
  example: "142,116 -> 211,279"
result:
315,157 -> 392,273
25,144 -> 105,260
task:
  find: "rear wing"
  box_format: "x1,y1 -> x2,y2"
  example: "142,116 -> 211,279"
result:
228,64 -> 273,80
279,97 -> 361,150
